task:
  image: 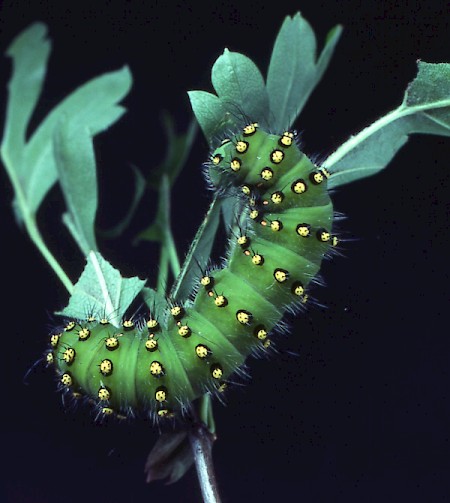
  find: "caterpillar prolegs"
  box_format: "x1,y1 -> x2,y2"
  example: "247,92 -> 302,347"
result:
48,123 -> 337,421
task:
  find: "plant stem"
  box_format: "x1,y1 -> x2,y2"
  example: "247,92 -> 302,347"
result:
165,226 -> 181,277
1,148 -> 74,294
323,98 -> 450,171
199,395 -> 216,435
156,246 -> 169,295
27,213 -> 74,293
189,422 -> 222,503
155,173 -> 181,294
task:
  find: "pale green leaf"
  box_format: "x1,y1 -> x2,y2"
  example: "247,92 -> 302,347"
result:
211,49 -> 269,126
188,90 -> 230,142
0,25 -> 131,293
325,61 -> 450,188
59,251 -> 146,326
266,13 -> 342,131
405,62 -> 450,106
316,25 -> 344,91
1,22 -> 50,167
189,50 -> 270,142
189,13 -> 341,141
53,122 -> 98,254
23,66 -> 132,216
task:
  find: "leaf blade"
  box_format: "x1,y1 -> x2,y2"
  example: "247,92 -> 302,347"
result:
60,251 -> 146,326
405,61 -> 450,107
188,90 -> 231,142
24,66 -> 132,216
266,13 -> 342,131
1,22 -> 51,167
53,122 -> 98,254
325,61 -> 450,188
211,49 -> 269,125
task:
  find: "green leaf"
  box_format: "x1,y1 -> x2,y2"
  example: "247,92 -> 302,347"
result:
189,13 -> 341,141
266,12 -> 342,131
211,49 -> 269,125
23,66 -> 132,217
59,251 -> 146,326
188,90 -> 230,142
316,25 -> 344,92
189,50 -> 270,142
325,61 -> 450,188
1,22 -> 50,168
0,24 -> 131,293
53,122 -> 98,254
405,61 -> 450,106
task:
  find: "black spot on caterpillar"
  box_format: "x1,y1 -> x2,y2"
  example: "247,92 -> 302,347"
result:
47,123 -> 338,421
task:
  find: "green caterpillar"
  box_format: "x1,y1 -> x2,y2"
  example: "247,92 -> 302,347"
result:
48,122 -> 337,421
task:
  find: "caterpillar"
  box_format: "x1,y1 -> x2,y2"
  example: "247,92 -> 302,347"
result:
48,122 -> 337,421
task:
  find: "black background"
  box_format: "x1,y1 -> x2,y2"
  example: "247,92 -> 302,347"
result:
1,1 -> 450,502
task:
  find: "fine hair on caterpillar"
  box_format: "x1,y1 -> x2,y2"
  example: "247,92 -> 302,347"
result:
47,122 -> 340,423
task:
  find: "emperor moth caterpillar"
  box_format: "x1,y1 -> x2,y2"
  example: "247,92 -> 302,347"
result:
48,122 -> 337,421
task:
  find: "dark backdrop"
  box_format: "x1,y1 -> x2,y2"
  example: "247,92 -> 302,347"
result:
1,1 -> 449,502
